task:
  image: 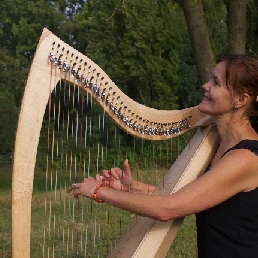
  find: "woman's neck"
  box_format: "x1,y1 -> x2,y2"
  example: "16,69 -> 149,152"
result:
215,115 -> 255,147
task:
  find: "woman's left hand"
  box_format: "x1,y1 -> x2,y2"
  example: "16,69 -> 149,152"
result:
67,175 -> 103,199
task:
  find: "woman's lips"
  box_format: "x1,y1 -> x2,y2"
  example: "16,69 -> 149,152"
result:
202,96 -> 211,101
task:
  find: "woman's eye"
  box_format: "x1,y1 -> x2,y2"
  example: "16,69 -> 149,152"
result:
214,80 -> 219,86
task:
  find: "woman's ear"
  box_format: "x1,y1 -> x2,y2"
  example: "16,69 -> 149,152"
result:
235,93 -> 252,108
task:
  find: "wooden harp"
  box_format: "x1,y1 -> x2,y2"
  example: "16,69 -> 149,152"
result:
12,28 -> 219,257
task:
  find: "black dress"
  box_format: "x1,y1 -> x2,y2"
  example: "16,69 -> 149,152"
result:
196,140 -> 258,258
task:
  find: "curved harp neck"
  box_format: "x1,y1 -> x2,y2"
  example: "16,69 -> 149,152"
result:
44,28 -> 213,140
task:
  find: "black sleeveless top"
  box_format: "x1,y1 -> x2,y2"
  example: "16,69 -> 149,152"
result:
196,140 -> 258,258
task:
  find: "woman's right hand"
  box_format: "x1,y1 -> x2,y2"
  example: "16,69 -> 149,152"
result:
101,159 -> 134,191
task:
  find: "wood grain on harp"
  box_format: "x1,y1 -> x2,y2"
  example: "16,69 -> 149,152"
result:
12,27 -> 217,258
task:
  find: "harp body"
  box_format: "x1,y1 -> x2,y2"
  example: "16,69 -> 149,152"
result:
12,28 -> 218,257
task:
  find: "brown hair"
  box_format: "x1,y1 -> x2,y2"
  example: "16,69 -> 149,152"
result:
219,54 -> 258,116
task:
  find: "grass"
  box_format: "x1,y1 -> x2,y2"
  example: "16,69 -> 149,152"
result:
0,164 -> 197,258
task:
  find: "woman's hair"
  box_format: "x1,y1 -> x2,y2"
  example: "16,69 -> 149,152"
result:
218,53 -> 258,117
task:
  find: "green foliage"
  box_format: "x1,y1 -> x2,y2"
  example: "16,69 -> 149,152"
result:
0,90 -> 18,152
177,0 -> 228,109
178,34 -> 201,108
2,1 -> 258,256
246,0 -> 258,55
0,0 -> 83,107
203,0 -> 228,56
76,0 -> 186,110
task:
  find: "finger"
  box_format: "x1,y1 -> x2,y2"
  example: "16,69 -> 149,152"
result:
96,174 -> 105,184
109,168 -> 119,179
123,159 -> 131,175
102,169 -> 111,178
100,173 -> 109,182
73,189 -> 81,199
67,183 -> 81,193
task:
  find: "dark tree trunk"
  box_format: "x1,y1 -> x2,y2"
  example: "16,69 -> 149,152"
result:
175,0 -> 216,85
228,0 -> 247,54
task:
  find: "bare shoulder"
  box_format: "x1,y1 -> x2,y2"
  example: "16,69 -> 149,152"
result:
168,145 -> 258,215
219,147 -> 258,192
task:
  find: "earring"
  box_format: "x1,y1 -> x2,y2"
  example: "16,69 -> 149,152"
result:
234,105 -> 239,110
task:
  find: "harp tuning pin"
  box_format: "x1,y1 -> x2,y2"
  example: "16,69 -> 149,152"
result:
80,59 -> 83,63
66,50 -> 69,54
120,101 -> 123,105
57,44 -> 60,48
101,77 -> 104,80
71,53 -> 74,57
88,65 -> 91,69
93,68 -> 96,72
84,62 -> 87,66
117,96 -> 120,99
62,47 -> 65,51
103,88 -> 106,91
109,87 -> 112,90
112,92 -> 116,95
75,56 -> 78,60
52,41 -> 55,45
105,82 -> 108,85
97,73 -> 100,77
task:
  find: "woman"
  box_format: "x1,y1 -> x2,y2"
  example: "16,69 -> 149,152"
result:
67,54 -> 258,257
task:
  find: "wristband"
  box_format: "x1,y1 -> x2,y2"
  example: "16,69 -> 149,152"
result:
93,184 -> 105,203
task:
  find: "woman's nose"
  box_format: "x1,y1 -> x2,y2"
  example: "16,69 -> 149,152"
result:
202,80 -> 210,91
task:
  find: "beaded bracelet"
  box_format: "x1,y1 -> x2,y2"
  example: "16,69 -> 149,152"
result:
93,184 -> 105,203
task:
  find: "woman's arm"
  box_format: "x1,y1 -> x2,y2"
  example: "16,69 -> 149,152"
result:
68,149 -> 258,221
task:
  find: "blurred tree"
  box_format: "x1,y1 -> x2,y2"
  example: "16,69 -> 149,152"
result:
76,0 -> 186,110
0,0 -> 86,152
227,0 -> 247,54
0,89 -> 18,152
175,0 -> 249,107
175,0 -> 217,85
0,0 -> 84,106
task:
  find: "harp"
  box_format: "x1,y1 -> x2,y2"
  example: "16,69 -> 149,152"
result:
12,28 -> 219,257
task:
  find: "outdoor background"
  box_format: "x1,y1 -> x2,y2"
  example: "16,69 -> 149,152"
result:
1,0 -> 258,257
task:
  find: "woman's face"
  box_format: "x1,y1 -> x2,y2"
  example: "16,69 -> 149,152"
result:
198,61 -> 236,116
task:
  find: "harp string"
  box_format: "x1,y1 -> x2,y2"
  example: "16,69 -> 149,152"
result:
31,53 -> 193,258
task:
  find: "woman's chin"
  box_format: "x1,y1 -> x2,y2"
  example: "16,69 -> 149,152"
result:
198,103 -> 210,114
